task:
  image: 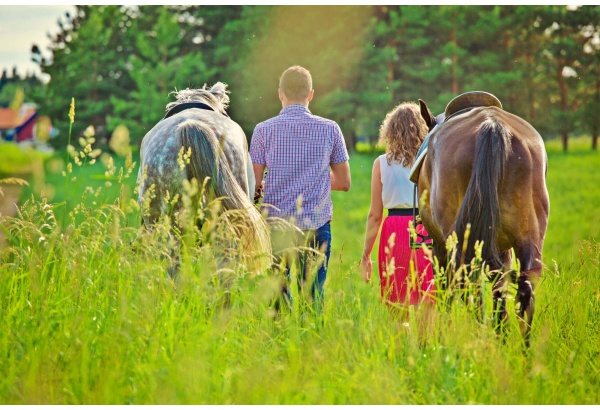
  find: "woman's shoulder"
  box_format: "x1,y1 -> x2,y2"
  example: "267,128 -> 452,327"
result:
379,154 -> 408,168
381,156 -> 411,175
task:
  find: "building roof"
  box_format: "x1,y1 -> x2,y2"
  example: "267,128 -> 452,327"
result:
0,107 -> 37,130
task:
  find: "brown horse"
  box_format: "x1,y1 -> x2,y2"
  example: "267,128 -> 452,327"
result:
414,93 -> 550,347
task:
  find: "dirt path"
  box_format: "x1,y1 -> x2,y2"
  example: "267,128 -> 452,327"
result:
0,184 -> 23,246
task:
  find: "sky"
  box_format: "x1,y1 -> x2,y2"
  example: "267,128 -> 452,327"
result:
0,5 -> 77,80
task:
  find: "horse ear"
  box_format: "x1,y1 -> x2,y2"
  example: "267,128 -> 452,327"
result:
418,99 -> 437,132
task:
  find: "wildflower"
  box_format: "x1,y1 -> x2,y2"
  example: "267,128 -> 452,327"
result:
83,125 -> 95,138
69,98 -> 75,124
177,147 -> 185,169
109,125 -> 131,157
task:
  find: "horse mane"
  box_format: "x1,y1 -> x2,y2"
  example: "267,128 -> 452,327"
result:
166,82 -> 230,116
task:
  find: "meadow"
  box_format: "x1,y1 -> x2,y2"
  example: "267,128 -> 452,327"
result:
0,136 -> 598,404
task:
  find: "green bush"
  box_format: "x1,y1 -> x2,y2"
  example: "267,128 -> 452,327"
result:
0,142 -> 53,177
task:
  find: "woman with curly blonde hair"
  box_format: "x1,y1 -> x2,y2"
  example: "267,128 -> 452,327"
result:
360,102 -> 436,317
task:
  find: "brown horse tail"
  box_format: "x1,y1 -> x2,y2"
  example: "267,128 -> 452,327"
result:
176,120 -> 271,274
453,118 -> 511,271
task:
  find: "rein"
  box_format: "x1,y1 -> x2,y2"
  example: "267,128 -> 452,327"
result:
411,184 -> 433,250
163,102 -> 229,120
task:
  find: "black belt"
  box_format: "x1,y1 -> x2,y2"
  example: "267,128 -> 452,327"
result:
387,208 -> 418,216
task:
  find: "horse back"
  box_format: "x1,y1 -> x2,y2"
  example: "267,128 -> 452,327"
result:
425,106 -> 549,252
138,109 -> 251,220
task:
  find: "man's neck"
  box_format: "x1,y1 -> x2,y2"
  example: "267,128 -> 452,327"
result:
282,100 -> 309,108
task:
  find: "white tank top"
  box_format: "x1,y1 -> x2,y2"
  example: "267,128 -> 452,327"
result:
379,154 -> 414,209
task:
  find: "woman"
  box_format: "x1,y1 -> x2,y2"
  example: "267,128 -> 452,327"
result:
360,102 -> 436,317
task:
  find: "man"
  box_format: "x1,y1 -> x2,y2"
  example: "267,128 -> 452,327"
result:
249,65 -> 351,312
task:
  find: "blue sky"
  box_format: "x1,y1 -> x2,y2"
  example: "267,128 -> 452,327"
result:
0,5 -> 76,80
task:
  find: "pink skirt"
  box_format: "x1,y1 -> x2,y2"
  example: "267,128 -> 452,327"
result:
378,215 -> 436,305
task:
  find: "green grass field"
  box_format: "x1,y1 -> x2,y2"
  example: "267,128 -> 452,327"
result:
0,137 -> 598,404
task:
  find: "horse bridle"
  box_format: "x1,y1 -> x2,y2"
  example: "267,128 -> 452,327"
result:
162,102 -> 230,120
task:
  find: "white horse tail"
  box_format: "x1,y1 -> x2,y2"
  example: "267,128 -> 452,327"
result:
176,120 -> 271,274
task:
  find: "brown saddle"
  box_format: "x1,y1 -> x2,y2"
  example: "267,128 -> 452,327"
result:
444,91 -> 502,119
409,91 -> 503,184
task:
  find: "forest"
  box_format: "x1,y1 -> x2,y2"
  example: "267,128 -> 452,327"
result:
1,5 -> 600,404
2,5 -> 599,152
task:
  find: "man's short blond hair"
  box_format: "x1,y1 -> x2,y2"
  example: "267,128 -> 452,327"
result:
279,66 -> 312,101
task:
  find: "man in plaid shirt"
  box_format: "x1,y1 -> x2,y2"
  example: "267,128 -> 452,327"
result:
250,65 -> 351,312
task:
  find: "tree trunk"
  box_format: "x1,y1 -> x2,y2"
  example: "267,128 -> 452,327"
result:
345,128 -> 357,153
594,62 -> 600,150
527,52 -> 535,122
451,29 -> 459,95
387,59 -> 394,103
557,64 -> 569,152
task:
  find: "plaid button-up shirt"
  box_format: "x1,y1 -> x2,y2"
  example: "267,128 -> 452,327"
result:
249,104 -> 349,230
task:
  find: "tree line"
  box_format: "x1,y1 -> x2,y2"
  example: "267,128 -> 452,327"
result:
23,5 -> 600,151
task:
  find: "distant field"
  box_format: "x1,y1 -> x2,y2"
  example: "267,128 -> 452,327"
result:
0,136 -> 598,404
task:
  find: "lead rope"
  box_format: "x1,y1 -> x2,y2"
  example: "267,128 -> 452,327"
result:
410,183 -> 433,249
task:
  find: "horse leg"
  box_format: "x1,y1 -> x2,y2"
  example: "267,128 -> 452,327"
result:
490,272 -> 508,340
431,239 -> 455,310
516,269 -> 539,349
269,228 -> 299,315
514,243 -> 543,349
488,250 -> 513,341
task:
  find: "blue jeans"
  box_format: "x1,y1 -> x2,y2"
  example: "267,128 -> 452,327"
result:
271,221 -> 332,311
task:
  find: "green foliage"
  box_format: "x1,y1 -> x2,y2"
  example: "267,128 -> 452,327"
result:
23,5 -> 600,152
543,137 -> 600,263
108,7 -> 213,142
32,6 -> 137,147
1,138 -> 599,403
0,143 -> 52,178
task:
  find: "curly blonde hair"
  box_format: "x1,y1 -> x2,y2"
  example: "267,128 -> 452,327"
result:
378,102 -> 429,167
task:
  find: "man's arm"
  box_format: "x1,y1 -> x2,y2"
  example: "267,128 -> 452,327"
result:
330,161 -> 351,192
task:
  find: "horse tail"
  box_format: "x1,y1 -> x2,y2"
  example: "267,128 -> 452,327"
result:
176,120 -> 271,273
453,118 -> 511,271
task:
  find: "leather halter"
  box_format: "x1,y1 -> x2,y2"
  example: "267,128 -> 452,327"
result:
162,102 -> 229,120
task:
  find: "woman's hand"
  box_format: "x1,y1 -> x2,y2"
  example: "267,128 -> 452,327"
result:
360,255 -> 372,283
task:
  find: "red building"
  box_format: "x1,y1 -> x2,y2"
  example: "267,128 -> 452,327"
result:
0,105 -> 38,142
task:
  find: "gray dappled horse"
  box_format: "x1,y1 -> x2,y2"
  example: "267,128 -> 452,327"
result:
137,83 -> 271,275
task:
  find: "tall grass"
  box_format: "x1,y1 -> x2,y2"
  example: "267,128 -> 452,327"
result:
0,137 -> 598,404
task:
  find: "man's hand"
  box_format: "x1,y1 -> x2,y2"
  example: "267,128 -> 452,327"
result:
252,163 -> 266,204
254,180 -> 264,204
